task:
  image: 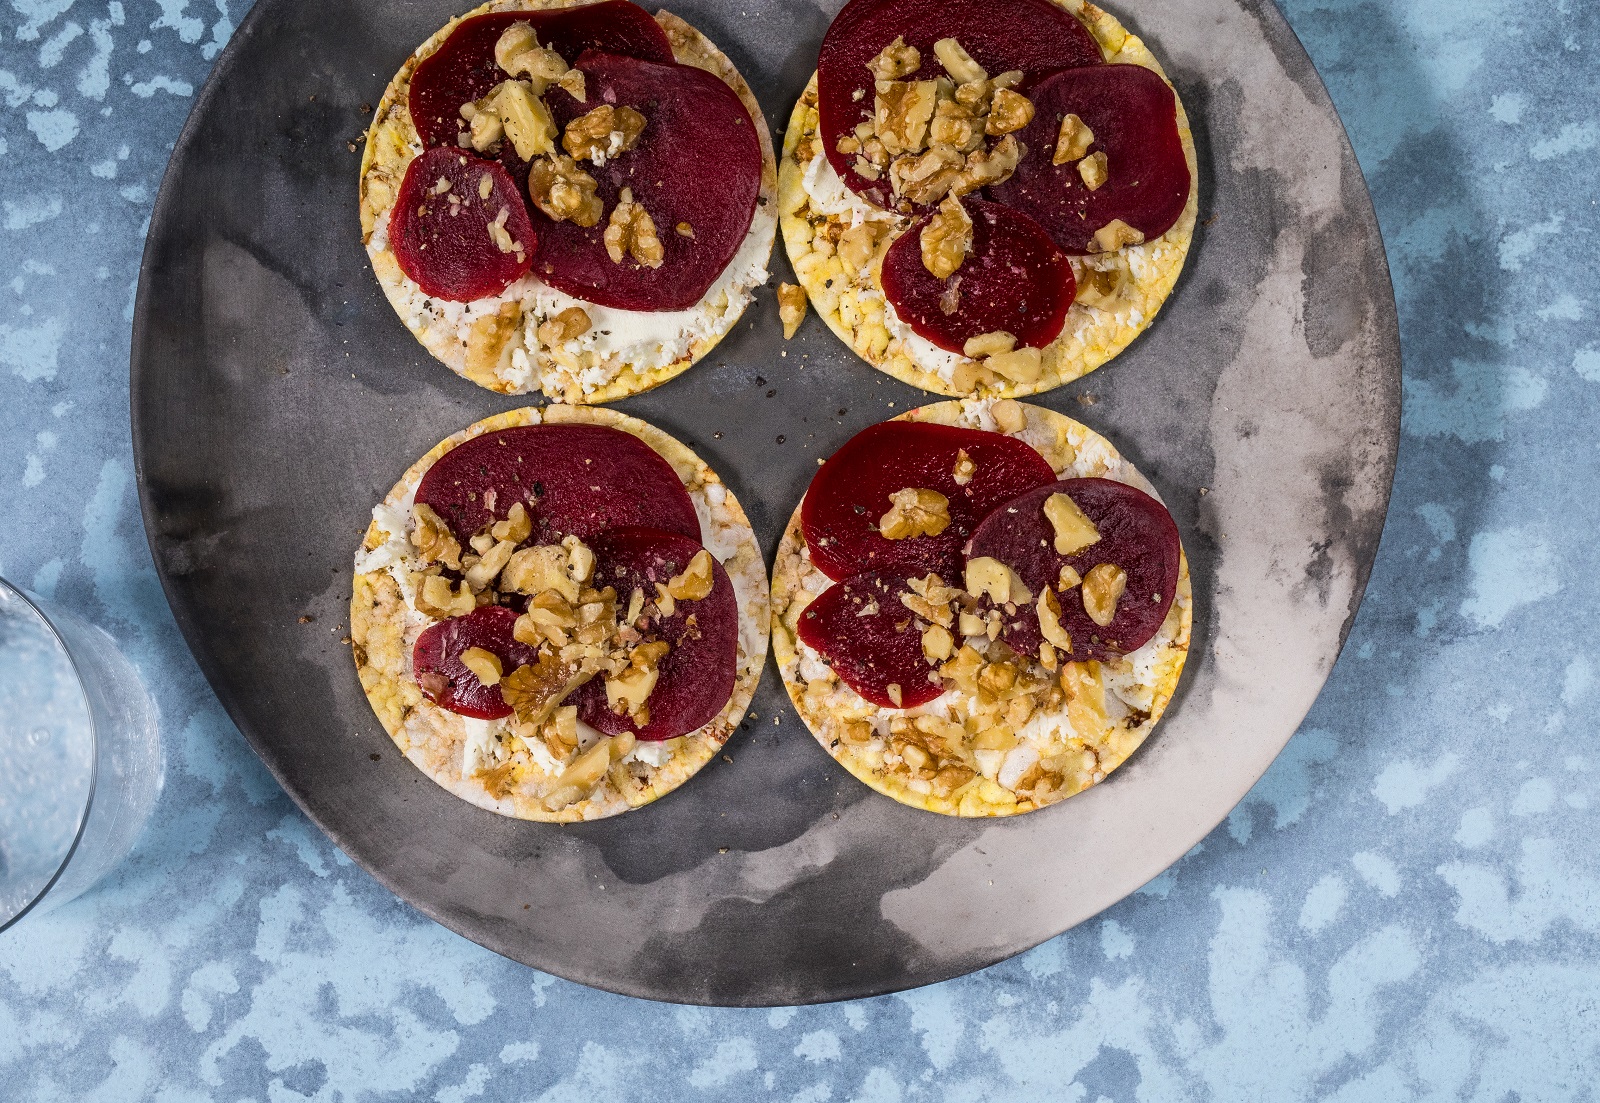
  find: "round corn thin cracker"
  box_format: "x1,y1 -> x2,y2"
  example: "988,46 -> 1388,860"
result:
770,399 -> 1192,818
776,1 -> 1198,399
351,404 -> 769,822
360,2 -> 778,403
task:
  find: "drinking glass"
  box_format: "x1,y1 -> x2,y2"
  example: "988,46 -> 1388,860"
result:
0,578 -> 162,931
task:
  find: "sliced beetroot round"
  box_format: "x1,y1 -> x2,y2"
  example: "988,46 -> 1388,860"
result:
816,0 -> 1102,209
796,570 -> 945,709
530,50 -> 763,311
988,64 -> 1190,255
802,420 -> 1056,582
407,3 -> 674,156
416,424 -> 698,544
390,147 -> 536,302
568,528 -> 739,741
880,198 -> 1074,353
413,605 -> 542,720
964,478 -> 1180,660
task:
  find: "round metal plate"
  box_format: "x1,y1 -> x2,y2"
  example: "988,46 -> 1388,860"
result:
131,0 -> 1399,1004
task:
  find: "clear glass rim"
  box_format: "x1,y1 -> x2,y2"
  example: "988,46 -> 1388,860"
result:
0,576 -> 100,934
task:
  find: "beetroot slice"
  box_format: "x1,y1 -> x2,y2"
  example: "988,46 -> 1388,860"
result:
880,198 -> 1074,353
802,420 -> 1056,582
816,0 -> 1102,209
407,3 -> 674,156
988,65 -> 1190,255
963,478 -> 1180,661
530,50 -> 763,311
796,570 -> 945,709
568,528 -> 739,741
415,424 -> 698,545
391,147 -> 536,302
413,605 -> 542,720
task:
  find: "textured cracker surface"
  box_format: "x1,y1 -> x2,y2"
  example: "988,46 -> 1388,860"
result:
359,0 -> 779,402
349,405 -> 769,821
770,400 -> 1191,816
776,1 -> 1198,399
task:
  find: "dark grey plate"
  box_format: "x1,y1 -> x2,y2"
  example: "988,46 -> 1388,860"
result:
131,0 -> 1398,1004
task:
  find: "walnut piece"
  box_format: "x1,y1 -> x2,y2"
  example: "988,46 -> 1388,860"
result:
867,36 -> 922,81
1090,218 -> 1145,253
1053,113 -> 1094,165
555,68 -> 586,101
603,187 -> 664,268
837,222 -> 886,275
986,88 -> 1034,136
562,104 -> 646,163
888,145 -> 965,205
952,133 -> 1024,194
1043,492 -> 1101,554
416,574 -> 475,619
951,448 -> 975,486
990,398 -> 1027,433
777,282 -> 808,339
460,96 -> 504,152
606,640 -> 670,723
494,23 -> 569,93
874,79 -> 937,156
880,487 -> 951,539
1082,564 -> 1127,627
460,646 -> 504,687
537,305 -> 592,349
491,502 -> 532,544
667,548 -> 715,602
1036,589 -> 1073,653
502,652 -> 594,728
932,38 -> 987,84
930,98 -> 981,153
463,538 -> 518,591
983,346 -> 1043,384
501,538 -> 592,603
411,503 -> 462,570
528,155 -> 603,227
921,624 -> 955,663
515,590 -> 579,648
1077,150 -> 1109,191
964,556 -> 1031,605
1059,564 -> 1083,590
1074,257 -> 1131,310
540,733 -> 632,810
963,331 -> 1015,359
492,80 -> 557,161
920,193 -> 973,280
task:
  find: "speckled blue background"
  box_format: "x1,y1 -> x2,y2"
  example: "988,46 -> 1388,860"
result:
2,0 -> 1597,1097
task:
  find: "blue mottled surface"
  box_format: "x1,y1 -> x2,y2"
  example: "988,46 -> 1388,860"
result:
2,0 -> 1597,1097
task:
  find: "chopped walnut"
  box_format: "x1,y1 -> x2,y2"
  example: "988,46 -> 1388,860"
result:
491,80 -> 557,161
491,502 -> 533,544
990,398 -> 1027,433
460,96 -> 505,152
1082,563 -> 1127,626
874,79 -> 937,156
1077,150 -> 1109,191
1052,113 -> 1094,165
958,609 -> 987,637
920,193 -> 972,279
952,448 -> 975,486
950,133 -> 1024,195
411,503 -> 462,570
1043,492 -> 1101,555
963,331 -> 1015,359
460,646 -> 504,687
1058,564 -> 1083,590
667,548 -> 715,601
556,68 -> 586,101
986,88 -> 1034,136
416,574 -> 475,619
494,23 -> 569,92
537,305 -> 592,349
676,222 -> 695,239
463,538 -> 518,591
515,590 -> 579,648
837,222 -> 886,275
921,623 -> 955,662
866,35 -> 922,81
777,282 -> 808,339
1074,257 -> 1132,310
880,487 -> 951,539
889,145 -> 965,205
939,276 -> 962,316
603,187 -> 664,268
606,640 -> 670,723
983,346 -> 1043,384
1090,218 -> 1146,253
886,683 -> 904,707
653,582 -> 675,618
932,38 -> 987,84
929,98 -> 981,152
1036,589 -> 1073,653
562,104 -> 646,163
528,155 -> 603,227
502,652 -> 594,728
964,556 -> 1031,605
502,543 -> 581,602
485,205 -> 521,255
